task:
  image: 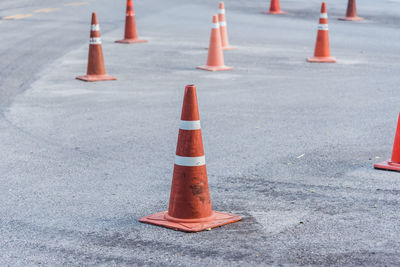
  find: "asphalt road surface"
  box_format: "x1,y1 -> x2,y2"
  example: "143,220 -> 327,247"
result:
1,0 -> 400,266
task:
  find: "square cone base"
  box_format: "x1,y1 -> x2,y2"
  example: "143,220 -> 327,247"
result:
222,46 -> 237,51
206,46 -> 237,51
139,211 -> 242,232
197,65 -> 233,72
262,11 -> 288,15
307,56 -> 337,63
374,160 -> 400,172
338,16 -> 364,21
76,74 -> 117,82
115,38 -> 148,44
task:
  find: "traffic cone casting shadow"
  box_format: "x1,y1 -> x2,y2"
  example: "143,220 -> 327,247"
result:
263,0 -> 287,15
115,0 -> 147,44
338,0 -> 364,21
218,2 -> 236,50
76,13 -> 116,82
374,113 -> 400,172
197,15 -> 233,71
307,2 -> 336,63
139,85 -> 241,232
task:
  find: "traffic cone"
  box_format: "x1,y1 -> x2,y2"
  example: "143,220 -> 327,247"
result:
76,13 -> 116,82
139,85 -> 242,232
263,0 -> 287,15
218,2 -> 236,50
115,0 -> 147,44
307,2 -> 336,63
338,0 -> 364,21
197,15 -> 233,71
374,113 -> 400,172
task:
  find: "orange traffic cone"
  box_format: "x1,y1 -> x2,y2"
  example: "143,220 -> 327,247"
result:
307,2 -> 336,63
338,0 -> 364,21
76,13 -> 116,82
374,113 -> 400,172
263,0 -> 287,15
197,15 -> 233,71
139,85 -> 242,232
115,0 -> 147,44
218,2 -> 236,50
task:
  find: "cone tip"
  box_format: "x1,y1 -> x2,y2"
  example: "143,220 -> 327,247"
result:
219,2 -> 224,9
321,2 -> 327,13
185,84 -> 196,92
91,12 -> 98,24
182,85 -> 199,121
212,15 -> 219,23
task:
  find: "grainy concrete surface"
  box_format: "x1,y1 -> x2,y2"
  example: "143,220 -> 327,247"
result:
1,0 -> 400,266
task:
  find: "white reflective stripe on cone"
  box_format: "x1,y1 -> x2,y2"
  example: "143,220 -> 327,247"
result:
320,13 -> 328,19
212,23 -> 219,29
218,9 -> 225,14
219,21 -> 227,27
318,24 -> 328,30
126,11 -> 134,16
175,155 -> 206,166
89,37 -> 102,44
91,24 -> 100,31
180,120 -> 201,130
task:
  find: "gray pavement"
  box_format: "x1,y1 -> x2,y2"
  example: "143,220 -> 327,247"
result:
1,0 -> 400,266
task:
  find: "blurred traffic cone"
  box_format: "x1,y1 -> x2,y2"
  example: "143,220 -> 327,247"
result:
115,0 -> 147,44
197,15 -> 233,71
76,13 -> 116,82
307,2 -> 336,63
263,0 -> 287,15
218,2 -> 236,50
374,113 -> 400,172
140,85 -> 242,232
338,0 -> 364,21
